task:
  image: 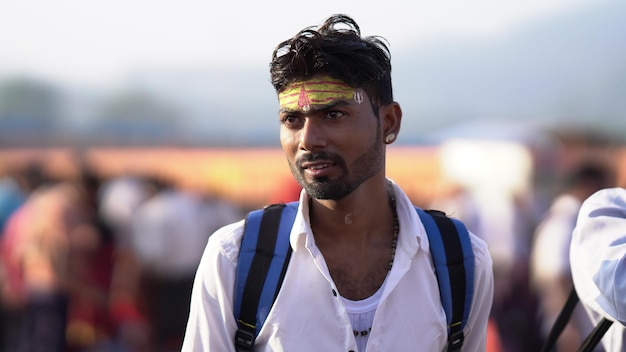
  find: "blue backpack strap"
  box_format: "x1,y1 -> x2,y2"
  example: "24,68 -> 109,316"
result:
415,207 -> 475,352
234,202 -> 298,352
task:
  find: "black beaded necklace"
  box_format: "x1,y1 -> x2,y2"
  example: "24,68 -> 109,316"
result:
353,182 -> 399,338
387,182 -> 399,271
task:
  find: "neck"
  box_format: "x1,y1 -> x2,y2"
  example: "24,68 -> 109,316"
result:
309,181 -> 396,245
310,181 -> 400,299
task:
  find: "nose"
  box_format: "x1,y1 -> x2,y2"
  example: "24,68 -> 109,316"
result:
298,118 -> 326,152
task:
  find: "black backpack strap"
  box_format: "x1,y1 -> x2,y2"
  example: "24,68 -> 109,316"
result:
233,202 -> 298,352
578,317 -> 613,352
540,286 -> 614,352
416,208 -> 475,352
540,287 -> 580,352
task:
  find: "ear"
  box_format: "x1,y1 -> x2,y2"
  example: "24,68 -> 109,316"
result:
381,102 -> 402,144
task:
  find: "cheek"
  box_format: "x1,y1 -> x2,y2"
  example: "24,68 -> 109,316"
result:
279,129 -> 298,152
345,122 -> 379,147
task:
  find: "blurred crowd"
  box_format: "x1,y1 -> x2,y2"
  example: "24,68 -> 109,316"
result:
0,139 -> 621,352
430,138 -> 618,352
0,161 -> 244,352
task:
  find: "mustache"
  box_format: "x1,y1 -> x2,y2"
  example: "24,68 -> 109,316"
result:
296,151 -> 344,168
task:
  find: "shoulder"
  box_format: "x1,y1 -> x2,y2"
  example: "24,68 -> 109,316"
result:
420,205 -> 492,271
192,219 -> 246,296
204,218 -> 246,266
467,230 -> 492,270
578,187 -> 626,220
414,206 -> 493,291
573,187 -> 626,245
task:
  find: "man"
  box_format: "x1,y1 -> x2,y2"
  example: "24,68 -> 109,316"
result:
182,14 -> 493,351
530,161 -> 613,350
570,187 -> 626,351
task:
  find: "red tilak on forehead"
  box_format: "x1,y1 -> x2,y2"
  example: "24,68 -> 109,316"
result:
298,83 -> 311,111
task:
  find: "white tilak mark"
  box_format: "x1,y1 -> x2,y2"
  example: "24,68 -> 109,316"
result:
344,213 -> 352,225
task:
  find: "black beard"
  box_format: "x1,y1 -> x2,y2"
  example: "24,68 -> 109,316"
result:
288,137 -> 384,200
288,151 -> 350,200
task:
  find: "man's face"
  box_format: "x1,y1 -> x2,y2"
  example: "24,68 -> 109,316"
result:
278,76 -> 384,200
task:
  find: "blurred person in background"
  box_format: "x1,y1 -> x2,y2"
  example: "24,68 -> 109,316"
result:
432,139 -> 539,352
65,166 -> 154,352
0,165 -> 27,234
98,173 -> 153,250
0,161 -> 48,350
0,178 -> 83,351
0,162 -> 49,234
531,160 -> 614,351
96,173 -> 155,352
569,187 -> 626,351
130,175 -> 241,352
0,163 -> 156,352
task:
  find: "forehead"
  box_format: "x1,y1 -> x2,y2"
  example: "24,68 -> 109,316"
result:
278,76 -> 365,112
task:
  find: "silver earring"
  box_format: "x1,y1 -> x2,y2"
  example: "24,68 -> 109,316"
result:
385,133 -> 396,143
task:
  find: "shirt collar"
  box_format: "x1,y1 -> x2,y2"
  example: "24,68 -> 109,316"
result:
288,179 -> 425,257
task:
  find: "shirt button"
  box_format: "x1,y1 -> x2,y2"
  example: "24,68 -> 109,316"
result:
332,289 -> 337,296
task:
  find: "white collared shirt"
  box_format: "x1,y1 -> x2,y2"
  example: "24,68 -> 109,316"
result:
182,181 -> 494,352
571,187 -> 626,351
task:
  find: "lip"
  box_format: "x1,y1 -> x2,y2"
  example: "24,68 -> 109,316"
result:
301,161 -> 335,177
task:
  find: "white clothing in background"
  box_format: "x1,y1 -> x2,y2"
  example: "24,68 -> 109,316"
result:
571,187 -> 626,351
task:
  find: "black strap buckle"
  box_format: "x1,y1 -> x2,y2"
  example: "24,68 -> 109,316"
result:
448,330 -> 464,352
235,328 -> 256,352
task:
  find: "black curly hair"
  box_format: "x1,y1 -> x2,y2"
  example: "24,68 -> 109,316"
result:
270,14 -> 394,110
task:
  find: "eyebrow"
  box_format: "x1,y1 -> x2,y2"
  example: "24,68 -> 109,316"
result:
279,100 -> 352,114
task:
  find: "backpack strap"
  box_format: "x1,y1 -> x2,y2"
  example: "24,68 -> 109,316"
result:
540,286 -> 614,352
234,202 -> 298,352
579,317 -> 613,352
540,287 -> 580,352
234,203 -> 474,351
416,207 -> 475,352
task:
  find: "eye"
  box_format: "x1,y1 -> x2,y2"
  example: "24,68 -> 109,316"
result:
280,115 -> 303,128
325,110 -> 345,120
